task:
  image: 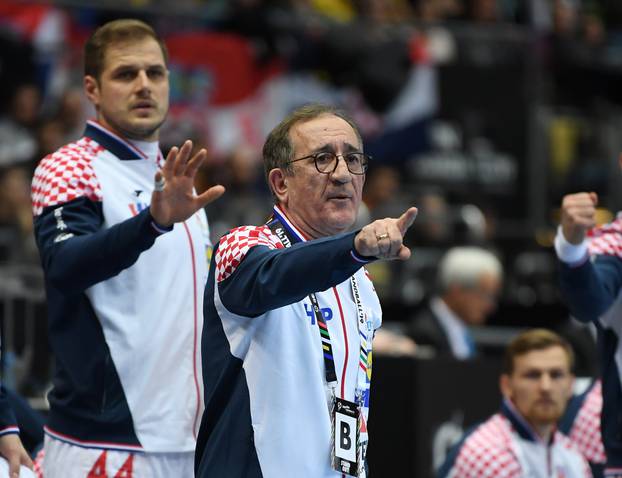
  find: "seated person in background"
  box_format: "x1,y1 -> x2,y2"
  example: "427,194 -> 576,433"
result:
438,329 -> 591,478
406,246 -> 502,359
372,326 -> 418,356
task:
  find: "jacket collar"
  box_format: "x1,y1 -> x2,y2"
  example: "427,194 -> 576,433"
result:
501,398 -> 556,445
269,205 -> 309,243
83,120 -> 161,161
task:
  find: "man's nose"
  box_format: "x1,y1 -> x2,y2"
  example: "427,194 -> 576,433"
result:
135,71 -> 151,92
330,155 -> 352,183
539,374 -> 552,391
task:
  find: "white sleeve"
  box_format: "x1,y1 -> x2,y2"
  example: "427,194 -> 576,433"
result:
554,226 -> 589,265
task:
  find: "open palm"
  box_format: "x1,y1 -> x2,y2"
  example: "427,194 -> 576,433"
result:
150,140 -> 225,227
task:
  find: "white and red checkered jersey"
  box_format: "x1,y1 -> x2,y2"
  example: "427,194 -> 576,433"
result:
440,399 -> 592,478
32,120 -> 211,455
567,381 -> 607,465
196,206 -> 380,478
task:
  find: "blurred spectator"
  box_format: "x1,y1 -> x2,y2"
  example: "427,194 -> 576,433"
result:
409,189 -> 453,246
582,5 -> 606,47
0,165 -> 38,264
54,87 -> 89,143
415,0 -> 464,22
438,329 -> 591,477
0,83 -> 40,167
372,327 -> 418,356
36,118 -> 65,159
0,27 -> 36,116
553,0 -> 580,37
356,164 -> 414,301
467,0 -> 500,23
357,164 -> 403,226
204,146 -> 272,240
406,246 -> 503,359
358,0 -> 414,24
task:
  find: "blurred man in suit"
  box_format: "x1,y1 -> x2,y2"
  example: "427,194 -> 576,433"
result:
407,246 -> 502,359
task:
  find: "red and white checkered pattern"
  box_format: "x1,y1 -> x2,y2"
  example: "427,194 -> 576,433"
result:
215,226 -> 284,282
568,380 -> 607,465
452,414 -> 522,478
33,448 -> 44,478
588,217 -> 622,258
31,138 -> 104,216
452,413 -> 592,478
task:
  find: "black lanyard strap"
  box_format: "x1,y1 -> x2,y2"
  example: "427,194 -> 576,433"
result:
267,217 -> 338,385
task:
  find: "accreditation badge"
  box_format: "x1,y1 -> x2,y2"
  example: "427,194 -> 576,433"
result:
331,397 -> 360,477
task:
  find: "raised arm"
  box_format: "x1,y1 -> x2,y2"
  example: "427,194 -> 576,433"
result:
556,191 -> 622,321
217,207 -> 417,317
33,140 -> 224,295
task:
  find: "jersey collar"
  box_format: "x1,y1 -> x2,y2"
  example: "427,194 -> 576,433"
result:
501,398 -> 556,445
271,205 -> 309,243
84,120 -> 162,162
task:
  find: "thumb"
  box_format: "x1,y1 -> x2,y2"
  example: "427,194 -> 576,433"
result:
396,244 -> 412,261
397,207 -> 418,235
196,185 -> 226,209
22,453 -> 33,471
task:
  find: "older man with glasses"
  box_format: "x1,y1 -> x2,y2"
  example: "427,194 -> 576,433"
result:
195,104 -> 418,478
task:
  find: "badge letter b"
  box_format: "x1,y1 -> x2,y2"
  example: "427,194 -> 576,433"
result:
340,422 -> 352,450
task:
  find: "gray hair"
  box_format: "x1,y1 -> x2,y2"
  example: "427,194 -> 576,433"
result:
437,247 -> 503,292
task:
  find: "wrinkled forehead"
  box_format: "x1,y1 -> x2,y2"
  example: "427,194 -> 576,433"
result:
289,114 -> 361,154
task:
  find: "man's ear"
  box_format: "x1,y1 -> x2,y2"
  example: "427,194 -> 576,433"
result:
499,374 -> 512,400
84,75 -> 100,108
268,168 -> 288,205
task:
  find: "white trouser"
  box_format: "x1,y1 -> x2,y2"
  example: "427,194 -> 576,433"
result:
42,436 -> 193,478
0,457 -> 36,477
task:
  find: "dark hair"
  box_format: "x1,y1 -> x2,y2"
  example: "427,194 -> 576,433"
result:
502,329 -> 574,375
84,19 -> 168,79
262,104 -> 362,198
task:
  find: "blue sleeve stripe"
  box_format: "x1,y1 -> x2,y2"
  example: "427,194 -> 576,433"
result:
0,426 -> 19,436
351,250 -> 374,263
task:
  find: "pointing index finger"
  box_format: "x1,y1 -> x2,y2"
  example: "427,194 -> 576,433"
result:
397,207 -> 418,235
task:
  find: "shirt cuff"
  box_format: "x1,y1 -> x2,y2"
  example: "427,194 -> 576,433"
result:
351,249 -> 375,263
148,208 -> 174,235
150,221 -> 173,235
554,226 -> 589,265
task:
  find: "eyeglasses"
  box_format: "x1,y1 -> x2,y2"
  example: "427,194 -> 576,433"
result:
288,152 -> 370,175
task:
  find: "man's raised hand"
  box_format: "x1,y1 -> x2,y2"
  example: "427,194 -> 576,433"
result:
150,140 -> 225,227
560,192 -> 598,245
355,207 -> 418,260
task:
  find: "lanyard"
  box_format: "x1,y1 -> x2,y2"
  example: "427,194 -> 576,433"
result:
265,209 -> 372,399
266,216 -> 338,385
266,208 -> 373,477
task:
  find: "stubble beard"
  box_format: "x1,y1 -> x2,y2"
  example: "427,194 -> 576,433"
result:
123,113 -> 167,141
529,403 -> 563,426
101,107 -> 168,142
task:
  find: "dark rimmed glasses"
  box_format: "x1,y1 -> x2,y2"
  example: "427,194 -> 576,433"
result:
288,152 -> 370,175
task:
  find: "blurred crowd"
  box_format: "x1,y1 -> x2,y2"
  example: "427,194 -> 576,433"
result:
0,0 -> 619,395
